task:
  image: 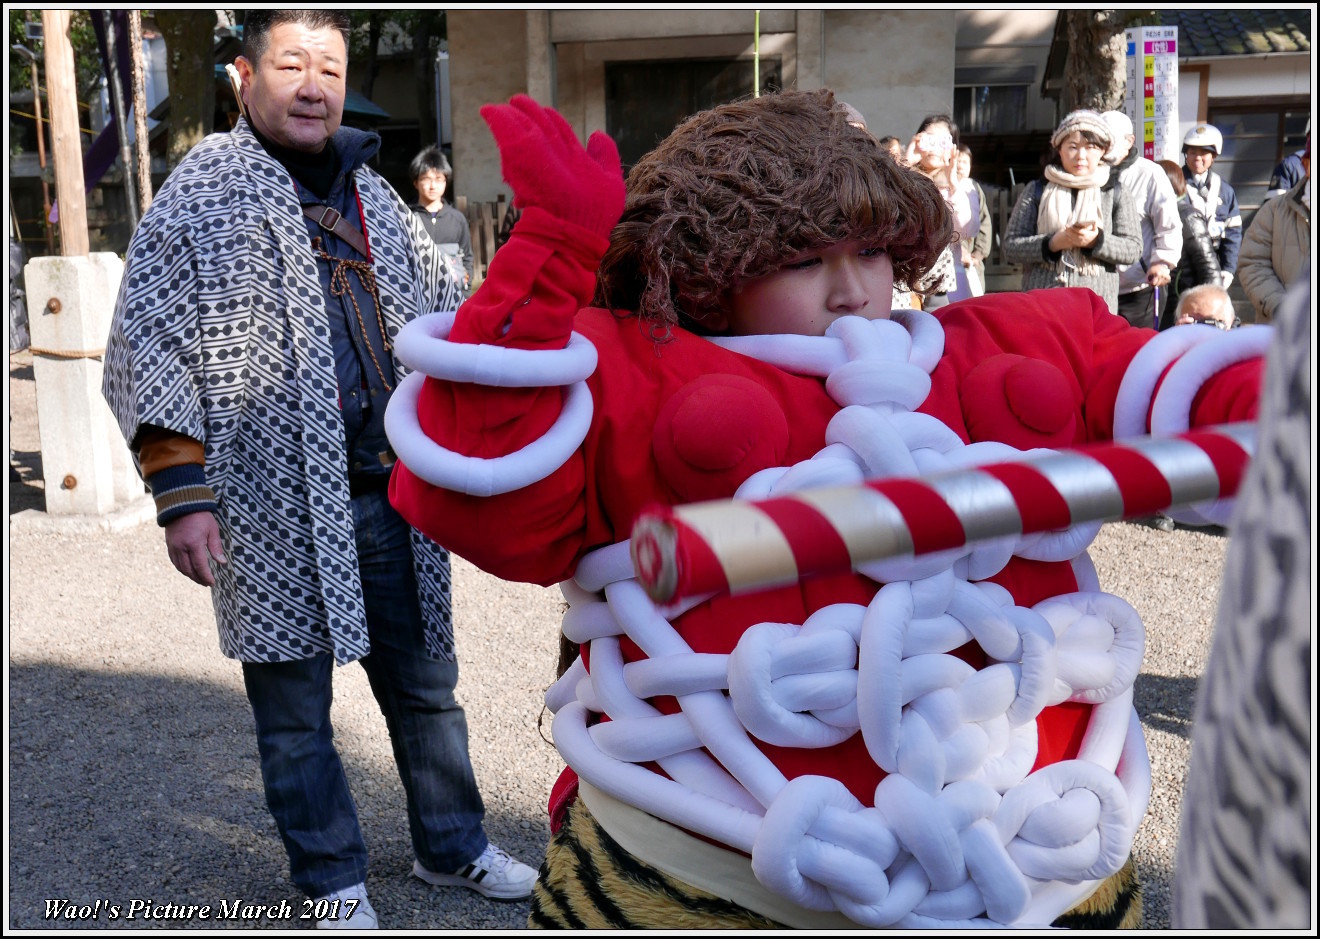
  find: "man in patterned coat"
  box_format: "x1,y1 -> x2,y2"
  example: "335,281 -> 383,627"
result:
101,10 -> 534,928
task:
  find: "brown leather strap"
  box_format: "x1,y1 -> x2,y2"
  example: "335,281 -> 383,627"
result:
303,204 -> 369,258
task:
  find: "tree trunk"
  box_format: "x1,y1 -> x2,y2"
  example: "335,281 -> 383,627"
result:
413,14 -> 438,148
128,10 -> 154,215
155,9 -> 216,169
360,12 -> 383,100
1063,10 -> 1128,114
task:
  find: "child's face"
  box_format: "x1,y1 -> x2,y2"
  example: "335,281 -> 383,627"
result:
414,169 -> 447,206
714,239 -> 894,337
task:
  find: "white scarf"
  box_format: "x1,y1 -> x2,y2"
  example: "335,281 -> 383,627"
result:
1037,163 -> 1110,278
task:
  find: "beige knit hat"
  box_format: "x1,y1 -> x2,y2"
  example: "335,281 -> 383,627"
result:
1051,109 -> 1113,151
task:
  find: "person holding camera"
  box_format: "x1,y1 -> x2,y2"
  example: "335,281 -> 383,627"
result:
903,114 -> 971,309
1171,283 -> 1239,329
1003,109 -> 1142,315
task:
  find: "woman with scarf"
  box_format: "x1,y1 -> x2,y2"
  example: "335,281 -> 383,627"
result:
1003,110 -> 1142,314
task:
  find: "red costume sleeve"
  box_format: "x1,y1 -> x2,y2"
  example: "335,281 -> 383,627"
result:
924,287 -> 1264,446
390,209 -> 613,586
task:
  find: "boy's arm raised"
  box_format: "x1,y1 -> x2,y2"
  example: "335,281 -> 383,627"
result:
448,95 -> 624,349
388,97 -> 627,585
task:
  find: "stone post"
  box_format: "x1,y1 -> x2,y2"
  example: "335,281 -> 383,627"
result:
23,253 -> 144,515
526,11 -> 553,106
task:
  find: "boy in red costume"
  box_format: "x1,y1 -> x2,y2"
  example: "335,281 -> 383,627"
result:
387,91 -> 1266,928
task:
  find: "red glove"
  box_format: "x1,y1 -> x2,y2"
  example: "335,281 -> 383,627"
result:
480,95 -> 626,239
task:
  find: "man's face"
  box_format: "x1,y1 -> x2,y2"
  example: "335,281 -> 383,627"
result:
1176,295 -> 1229,327
236,22 -> 346,153
1107,133 -> 1134,164
1184,145 -> 1216,176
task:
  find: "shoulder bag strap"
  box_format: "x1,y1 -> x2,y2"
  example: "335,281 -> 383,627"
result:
302,204 -> 369,258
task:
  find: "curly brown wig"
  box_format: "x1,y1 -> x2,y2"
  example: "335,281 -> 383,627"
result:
594,88 -> 953,334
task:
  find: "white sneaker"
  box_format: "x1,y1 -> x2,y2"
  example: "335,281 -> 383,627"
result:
313,884 -> 378,930
412,843 -> 537,901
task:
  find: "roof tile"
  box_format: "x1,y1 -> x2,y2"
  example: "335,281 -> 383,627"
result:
1159,8 -> 1311,57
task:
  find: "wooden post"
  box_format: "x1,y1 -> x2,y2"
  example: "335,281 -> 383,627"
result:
24,253 -> 144,515
41,9 -> 89,257
128,10 -> 153,216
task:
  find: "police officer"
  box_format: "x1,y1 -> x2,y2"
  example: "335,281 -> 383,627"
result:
1180,124 -> 1242,288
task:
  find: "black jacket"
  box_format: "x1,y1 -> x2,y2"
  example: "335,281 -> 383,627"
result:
1175,197 -> 1222,290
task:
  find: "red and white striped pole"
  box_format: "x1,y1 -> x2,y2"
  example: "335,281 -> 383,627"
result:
630,423 -> 1255,605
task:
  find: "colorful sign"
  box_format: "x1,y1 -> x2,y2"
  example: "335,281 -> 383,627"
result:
1124,26 -> 1179,162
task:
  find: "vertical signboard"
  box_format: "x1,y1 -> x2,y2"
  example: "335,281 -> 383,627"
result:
1124,25 -> 1179,162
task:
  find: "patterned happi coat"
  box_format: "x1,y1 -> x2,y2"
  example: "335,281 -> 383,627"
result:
102,118 -> 465,665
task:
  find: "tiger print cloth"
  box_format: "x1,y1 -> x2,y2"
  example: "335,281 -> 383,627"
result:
530,796 -> 1142,929
1172,274 -> 1311,928
102,118 -> 465,664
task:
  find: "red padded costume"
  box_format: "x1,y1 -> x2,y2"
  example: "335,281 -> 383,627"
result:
387,97 -> 1265,930
391,206 -> 1261,798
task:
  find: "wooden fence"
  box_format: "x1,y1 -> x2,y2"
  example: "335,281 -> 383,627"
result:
981,182 -> 1028,294
454,194 -> 520,288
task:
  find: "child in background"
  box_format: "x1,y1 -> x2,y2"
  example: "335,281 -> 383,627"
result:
878,134 -> 905,164
409,144 -> 474,292
387,91 -> 1266,930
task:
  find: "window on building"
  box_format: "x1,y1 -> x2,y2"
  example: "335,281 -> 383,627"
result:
605,58 -> 782,172
954,85 -> 1030,136
953,65 -> 1034,136
1208,100 -> 1310,221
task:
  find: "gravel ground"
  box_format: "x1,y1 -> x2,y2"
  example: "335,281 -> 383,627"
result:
7,349 -> 1229,931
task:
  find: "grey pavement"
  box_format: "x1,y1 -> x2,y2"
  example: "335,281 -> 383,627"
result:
7,349 -> 1230,930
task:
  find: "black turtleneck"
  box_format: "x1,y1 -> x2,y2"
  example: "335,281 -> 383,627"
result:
249,123 -> 340,199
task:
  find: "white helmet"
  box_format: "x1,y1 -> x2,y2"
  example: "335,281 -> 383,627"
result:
1183,123 -> 1223,155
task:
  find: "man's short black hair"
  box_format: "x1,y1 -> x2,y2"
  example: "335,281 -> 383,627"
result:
409,145 -> 453,184
241,11 -> 351,63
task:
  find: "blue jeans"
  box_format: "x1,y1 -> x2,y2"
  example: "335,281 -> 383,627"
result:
242,488 -> 487,897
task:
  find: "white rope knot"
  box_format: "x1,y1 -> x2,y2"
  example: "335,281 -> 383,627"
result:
994,760 -> 1133,882
1034,592 -> 1145,706
752,776 -> 899,913
856,579 -> 1056,792
727,606 -> 864,748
